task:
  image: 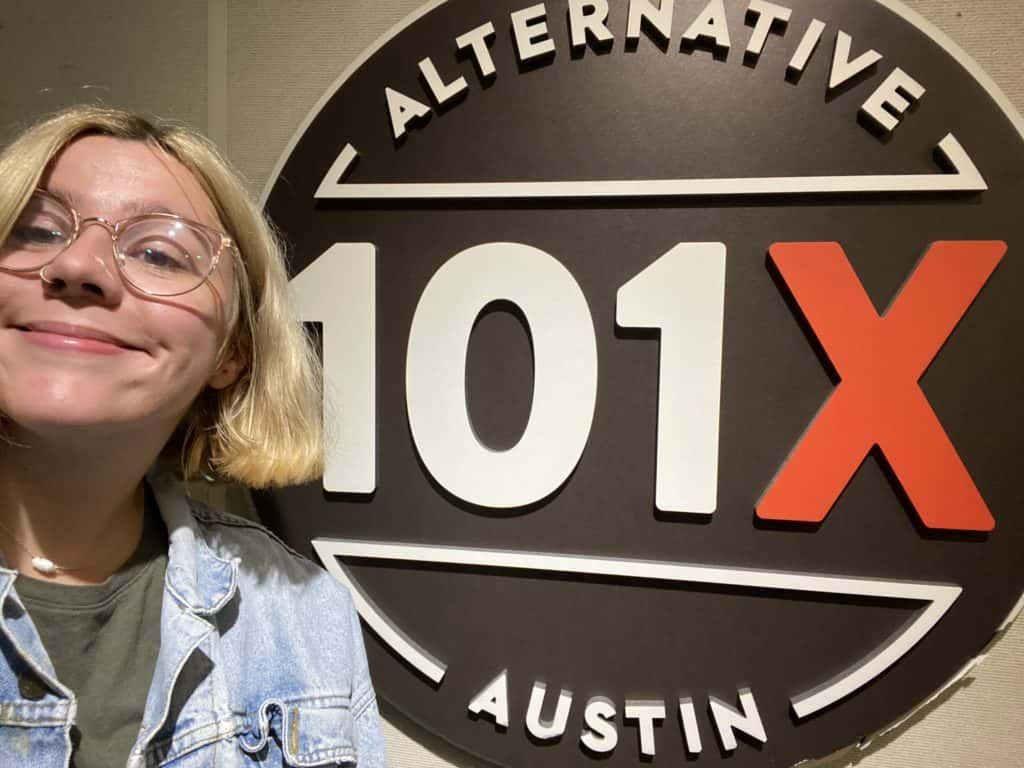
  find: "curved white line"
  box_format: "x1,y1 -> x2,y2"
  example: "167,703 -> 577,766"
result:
313,539 -> 448,684
790,587 -> 960,718
313,539 -> 961,718
312,133 -> 983,199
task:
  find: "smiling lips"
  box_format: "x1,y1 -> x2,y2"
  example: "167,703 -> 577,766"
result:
16,321 -> 138,355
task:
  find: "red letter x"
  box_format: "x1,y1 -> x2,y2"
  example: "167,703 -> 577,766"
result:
758,241 -> 1005,531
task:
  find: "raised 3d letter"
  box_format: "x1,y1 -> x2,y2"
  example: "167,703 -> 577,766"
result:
759,240 -> 1005,531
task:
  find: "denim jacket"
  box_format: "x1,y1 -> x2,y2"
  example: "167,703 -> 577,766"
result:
0,473 -> 387,767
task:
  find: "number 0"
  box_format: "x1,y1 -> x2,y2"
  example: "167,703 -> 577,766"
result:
406,242 -> 599,508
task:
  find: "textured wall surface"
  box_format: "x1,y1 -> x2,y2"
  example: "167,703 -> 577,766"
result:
0,0 -> 209,143
0,2 -> 1021,767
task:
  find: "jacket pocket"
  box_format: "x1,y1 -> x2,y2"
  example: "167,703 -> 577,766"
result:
239,696 -> 357,766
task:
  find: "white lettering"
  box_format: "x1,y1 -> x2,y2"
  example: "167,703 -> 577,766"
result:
526,682 -> 573,740
616,243 -> 726,515
418,57 -> 468,106
678,697 -> 703,755
860,67 -> 926,133
624,700 -> 666,757
384,86 -> 431,141
681,0 -> 731,52
568,0 -> 614,51
745,0 -> 791,59
580,696 -> 618,754
511,3 -> 556,62
405,242 -> 598,509
829,30 -> 882,90
468,670 -> 510,728
626,0 -> 673,46
709,688 -> 767,752
291,243 -> 375,493
787,18 -> 826,75
456,22 -> 497,80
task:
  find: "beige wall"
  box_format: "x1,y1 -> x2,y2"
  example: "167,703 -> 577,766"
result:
1,2 -> 1022,766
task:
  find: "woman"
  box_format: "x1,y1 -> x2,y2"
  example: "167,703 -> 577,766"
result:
0,106 -> 386,767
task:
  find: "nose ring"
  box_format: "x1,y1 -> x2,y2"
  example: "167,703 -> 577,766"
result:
39,265 -> 58,285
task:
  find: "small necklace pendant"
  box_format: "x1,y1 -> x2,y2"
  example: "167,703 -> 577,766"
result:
31,557 -> 58,576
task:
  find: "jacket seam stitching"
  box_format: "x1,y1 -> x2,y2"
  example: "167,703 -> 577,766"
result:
352,687 -> 375,719
292,744 -> 358,762
187,503 -> 313,565
141,714 -> 249,764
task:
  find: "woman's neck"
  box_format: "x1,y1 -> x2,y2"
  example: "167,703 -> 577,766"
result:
0,427 -> 163,585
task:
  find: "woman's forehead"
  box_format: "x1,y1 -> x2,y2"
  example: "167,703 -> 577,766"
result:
42,134 -> 221,228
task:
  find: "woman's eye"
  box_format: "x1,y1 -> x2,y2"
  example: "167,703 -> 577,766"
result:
120,227 -> 206,278
11,224 -> 67,246
122,235 -> 195,272
133,246 -> 190,271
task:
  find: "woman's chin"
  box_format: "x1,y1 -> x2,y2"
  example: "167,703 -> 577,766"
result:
6,414 -> 128,438
1,398 -> 150,437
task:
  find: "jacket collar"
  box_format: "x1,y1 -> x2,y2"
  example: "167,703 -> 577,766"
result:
0,474 -> 239,617
0,569 -> 14,601
149,472 -> 239,617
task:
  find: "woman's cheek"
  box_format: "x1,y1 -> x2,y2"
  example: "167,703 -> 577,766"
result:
149,309 -> 223,380
0,367 -> 125,427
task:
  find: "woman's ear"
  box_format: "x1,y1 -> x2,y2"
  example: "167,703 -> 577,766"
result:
208,345 -> 246,390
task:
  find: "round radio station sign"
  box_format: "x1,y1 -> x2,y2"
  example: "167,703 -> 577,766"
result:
258,1 -> 1024,765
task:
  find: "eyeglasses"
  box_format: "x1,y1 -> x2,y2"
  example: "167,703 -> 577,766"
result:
0,189 -> 233,297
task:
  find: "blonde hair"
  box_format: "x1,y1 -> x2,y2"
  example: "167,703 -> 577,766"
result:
0,106 -> 323,488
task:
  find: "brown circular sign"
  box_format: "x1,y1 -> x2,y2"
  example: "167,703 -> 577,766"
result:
259,1 -> 1024,765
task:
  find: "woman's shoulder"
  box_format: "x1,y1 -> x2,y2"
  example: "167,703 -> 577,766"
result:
175,499 -> 384,765
185,497 -> 357,616
181,497 -> 372,687
186,497 -> 309,562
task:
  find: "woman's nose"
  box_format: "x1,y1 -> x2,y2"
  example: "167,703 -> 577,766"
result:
39,223 -> 124,302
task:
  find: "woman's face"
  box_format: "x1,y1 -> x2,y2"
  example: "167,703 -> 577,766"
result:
0,134 -> 242,440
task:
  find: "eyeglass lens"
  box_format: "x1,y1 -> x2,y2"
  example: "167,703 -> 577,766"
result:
0,193 -> 219,296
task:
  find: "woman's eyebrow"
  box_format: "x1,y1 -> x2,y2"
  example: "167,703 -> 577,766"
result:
122,201 -> 179,217
43,186 -> 78,209
44,187 -> 178,218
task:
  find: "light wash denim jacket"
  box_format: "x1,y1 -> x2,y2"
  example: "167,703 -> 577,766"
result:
0,474 -> 387,767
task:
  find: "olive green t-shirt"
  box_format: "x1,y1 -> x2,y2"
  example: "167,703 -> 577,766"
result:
16,497 -> 168,768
